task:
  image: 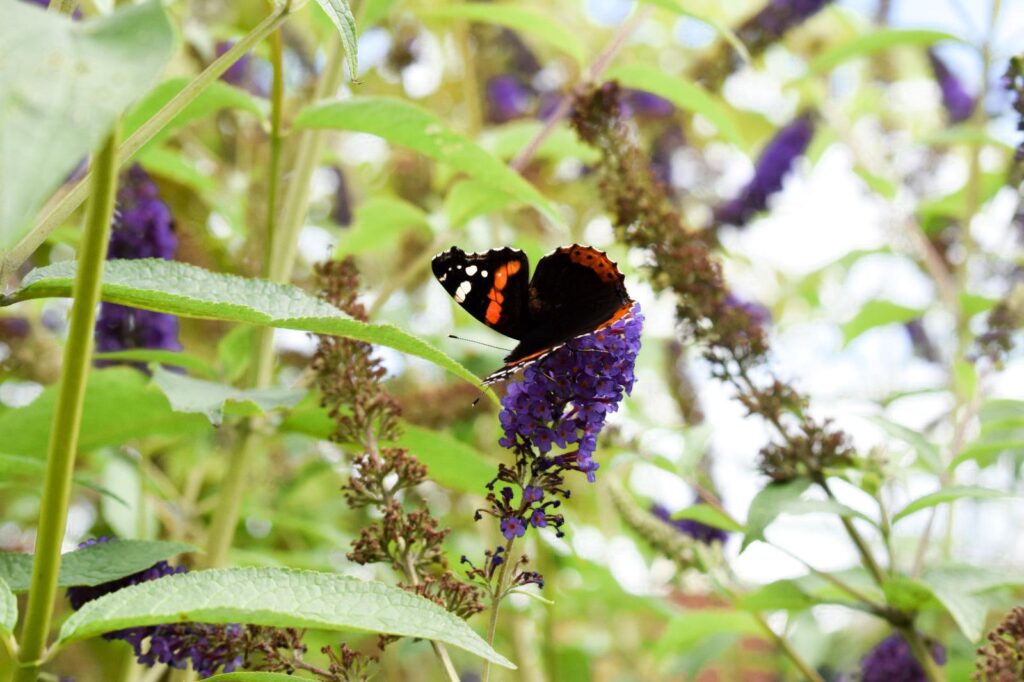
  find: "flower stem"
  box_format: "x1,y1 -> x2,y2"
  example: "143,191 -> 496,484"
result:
899,626 -> 946,682
0,5 -> 292,282
263,27 -> 286,270
751,613 -> 825,682
482,539 -> 516,682
13,123 -> 121,682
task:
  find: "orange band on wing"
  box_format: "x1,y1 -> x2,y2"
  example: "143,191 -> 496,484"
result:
486,301 -> 502,324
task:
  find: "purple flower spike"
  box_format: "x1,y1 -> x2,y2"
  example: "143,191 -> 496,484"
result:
95,165 -> 181,361
621,89 -> 675,119
737,0 -> 834,50
714,112 -> 815,227
927,50 -> 975,123
860,633 -> 946,682
486,75 -> 533,123
651,503 -> 729,545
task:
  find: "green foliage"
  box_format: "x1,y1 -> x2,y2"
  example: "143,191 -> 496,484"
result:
58,567 -> 515,667
0,577 -> 14,635
394,424 -> 495,494
842,300 -> 925,346
804,29 -> 960,77
312,0 -> 359,77
0,540 -> 195,593
151,366 -> 305,426
0,0 -> 175,251
425,5 -> 586,65
891,486 -> 1010,523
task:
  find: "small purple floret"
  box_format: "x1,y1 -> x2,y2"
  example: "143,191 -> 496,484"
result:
927,50 -> 975,124
486,75 -> 533,123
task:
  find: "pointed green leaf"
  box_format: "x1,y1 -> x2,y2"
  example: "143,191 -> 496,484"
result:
293,97 -> 558,222
605,64 -> 746,148
57,567 -> 515,668
4,259 -> 486,390
742,479 -> 810,550
424,5 -> 586,66
0,0 -> 175,251
313,0 -> 359,77
0,577 -> 14,635
804,29 -> 959,77
151,366 -> 305,426
842,300 -> 924,346
0,540 -> 196,593
892,486 -> 1010,524
670,504 -> 745,533
0,367 -> 209,459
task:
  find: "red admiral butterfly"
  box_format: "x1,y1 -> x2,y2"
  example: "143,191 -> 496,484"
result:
432,244 -> 633,384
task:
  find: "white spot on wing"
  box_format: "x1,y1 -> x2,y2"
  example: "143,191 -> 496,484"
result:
454,281 -> 472,303
481,270 -> 488,277
438,273 -> 447,282
465,265 -> 478,276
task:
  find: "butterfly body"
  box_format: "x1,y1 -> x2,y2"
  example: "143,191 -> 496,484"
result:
432,244 -> 633,383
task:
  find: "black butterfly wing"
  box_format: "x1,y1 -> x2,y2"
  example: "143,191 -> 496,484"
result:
431,246 -> 530,340
506,245 -> 630,362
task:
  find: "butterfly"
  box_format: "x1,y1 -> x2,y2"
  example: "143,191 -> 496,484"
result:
431,244 -> 634,384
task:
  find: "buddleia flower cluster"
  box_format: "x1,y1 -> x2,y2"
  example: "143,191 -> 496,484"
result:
94,165 -> 181,360
927,50 -> 975,123
974,607 -> 1024,681
859,633 -> 946,682
713,112 -> 816,228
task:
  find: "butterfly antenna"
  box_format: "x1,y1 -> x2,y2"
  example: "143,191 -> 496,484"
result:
448,334 -> 512,352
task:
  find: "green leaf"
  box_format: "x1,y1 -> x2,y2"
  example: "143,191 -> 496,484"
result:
392,425 -> 494,495
123,78 -> 265,154
882,576 -> 934,612
917,125 -> 1015,151
804,29 -> 959,77
742,479 -> 810,550
953,360 -> 978,401
918,565 -> 1024,642
670,505 -> 745,533
58,567 -> 515,668
0,452 -> 128,505
0,576 -> 14,635
444,179 -> 519,229
918,172 -> 1005,227
951,440 -> 1024,470
151,366 -> 305,426
424,5 -> 586,66
205,674 -> 299,682
313,0 -> 359,78
94,349 -> 218,380
336,195 -> 431,257
865,415 -> 942,472
654,610 -> 761,658
841,300 -> 924,345
138,145 -> 217,194
293,97 -> 557,222
605,65 -> 746,148
0,0 -> 175,251
0,540 -> 196,593
5,259 -> 486,390
891,486 -> 1010,524
738,579 -> 818,612
217,325 -> 258,383
0,367 -> 209,458
482,121 -> 599,164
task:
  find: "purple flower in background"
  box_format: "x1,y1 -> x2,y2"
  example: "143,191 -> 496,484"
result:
714,112 -> 815,227
1005,56 -> 1024,161
22,0 -> 81,19
737,0 -> 834,52
927,50 -> 975,123
486,75 -> 533,123
651,503 -> 729,545
860,634 -> 946,682
95,165 -> 181,359
216,41 -> 251,87
66,538 -> 243,678
621,89 -> 674,119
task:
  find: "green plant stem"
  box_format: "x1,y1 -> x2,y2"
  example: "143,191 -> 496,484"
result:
751,613 -> 825,682
899,626 -> 946,682
482,539 -> 516,682
270,36 -> 346,284
264,27 -> 286,271
0,5 -> 292,282
13,124 -> 121,682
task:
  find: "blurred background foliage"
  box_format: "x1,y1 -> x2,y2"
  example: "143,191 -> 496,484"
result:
1,0 -> 1023,680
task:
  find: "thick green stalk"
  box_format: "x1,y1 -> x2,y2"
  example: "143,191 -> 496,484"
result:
899,626 -> 946,682
264,28 -> 286,270
13,124 -> 121,682
0,5 -> 292,282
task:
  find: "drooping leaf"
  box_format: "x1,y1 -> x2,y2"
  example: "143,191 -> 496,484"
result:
891,486 -> 1010,524
0,577 -> 14,635
0,539 -> 196,593
122,78 -> 265,154
670,504 -> 745,533
424,5 -> 586,65
0,0 -> 175,251
293,97 -> 558,222
804,29 -> 959,77
4,259 -> 486,390
393,425 -> 495,495
313,0 -> 359,78
841,300 -> 924,346
742,479 -> 810,550
605,65 -> 746,148
0,367 -> 209,459
151,366 -> 305,426
336,195 -> 431,257
58,567 -> 515,668
444,179 -> 519,229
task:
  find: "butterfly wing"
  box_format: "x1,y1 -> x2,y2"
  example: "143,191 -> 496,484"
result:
431,246 -> 530,340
